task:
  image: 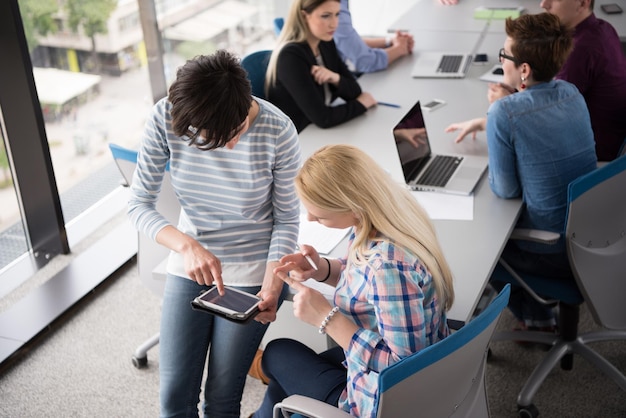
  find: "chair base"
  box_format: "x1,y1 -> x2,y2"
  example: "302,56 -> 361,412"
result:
132,332 -> 160,368
492,328 -> 626,416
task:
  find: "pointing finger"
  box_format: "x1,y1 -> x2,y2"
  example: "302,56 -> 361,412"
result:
277,272 -> 307,291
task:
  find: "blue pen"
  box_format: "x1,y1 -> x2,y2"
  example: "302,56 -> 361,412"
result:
377,101 -> 401,108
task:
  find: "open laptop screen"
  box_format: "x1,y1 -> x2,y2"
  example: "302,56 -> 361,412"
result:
393,101 -> 431,183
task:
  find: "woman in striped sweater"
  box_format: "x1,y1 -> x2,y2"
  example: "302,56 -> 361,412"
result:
128,50 -> 302,417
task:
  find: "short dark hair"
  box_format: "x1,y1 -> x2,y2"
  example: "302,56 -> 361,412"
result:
168,50 -> 252,150
505,13 -> 573,82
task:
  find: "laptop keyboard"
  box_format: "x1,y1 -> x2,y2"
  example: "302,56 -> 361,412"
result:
417,155 -> 463,187
438,55 -> 463,73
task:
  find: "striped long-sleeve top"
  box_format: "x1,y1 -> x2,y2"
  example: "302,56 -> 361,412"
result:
128,97 -> 301,285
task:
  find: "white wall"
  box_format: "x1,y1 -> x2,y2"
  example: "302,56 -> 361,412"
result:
349,0 -> 419,35
273,0 -> 419,36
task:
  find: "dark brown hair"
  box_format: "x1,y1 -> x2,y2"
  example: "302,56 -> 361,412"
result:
505,13 -> 573,82
168,50 -> 251,150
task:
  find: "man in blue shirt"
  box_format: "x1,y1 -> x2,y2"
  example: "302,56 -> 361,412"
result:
334,0 -> 414,73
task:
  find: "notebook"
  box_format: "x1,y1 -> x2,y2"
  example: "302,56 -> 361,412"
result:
473,6 -> 525,20
393,100 -> 487,195
411,52 -> 473,78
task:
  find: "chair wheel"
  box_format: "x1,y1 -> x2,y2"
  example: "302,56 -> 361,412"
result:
132,355 -> 148,369
518,403 -> 539,418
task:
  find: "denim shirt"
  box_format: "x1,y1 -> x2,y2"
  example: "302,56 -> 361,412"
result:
486,80 -> 597,253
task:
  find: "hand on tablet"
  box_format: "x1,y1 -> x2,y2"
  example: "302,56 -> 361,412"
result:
254,289 -> 281,324
156,225 -> 225,293
182,240 -> 224,293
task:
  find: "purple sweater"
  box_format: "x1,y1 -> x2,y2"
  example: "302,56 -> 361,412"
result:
556,13 -> 626,161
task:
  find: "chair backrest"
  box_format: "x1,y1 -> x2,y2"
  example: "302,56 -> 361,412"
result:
375,284 -> 510,417
273,17 -> 284,36
241,50 -> 272,99
566,154 -> 626,330
109,143 -> 180,296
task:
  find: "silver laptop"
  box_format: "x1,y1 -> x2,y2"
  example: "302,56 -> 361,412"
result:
393,100 -> 487,195
411,52 -> 473,78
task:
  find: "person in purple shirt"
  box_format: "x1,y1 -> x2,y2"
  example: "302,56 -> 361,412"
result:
488,0 -> 626,160
542,0 -> 626,161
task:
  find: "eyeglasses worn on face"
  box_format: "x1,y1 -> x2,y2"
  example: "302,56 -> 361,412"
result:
498,48 -> 518,64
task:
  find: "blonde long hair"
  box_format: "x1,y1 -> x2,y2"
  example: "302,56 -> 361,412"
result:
296,145 -> 455,311
265,0 -> 340,93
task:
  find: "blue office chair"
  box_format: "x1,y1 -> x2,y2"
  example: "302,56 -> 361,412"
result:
273,17 -> 284,36
491,155 -> 626,417
109,143 -> 179,368
272,285 -> 511,418
241,50 -> 272,99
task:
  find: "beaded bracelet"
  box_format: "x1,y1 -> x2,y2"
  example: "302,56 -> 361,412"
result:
319,257 -> 331,283
318,306 -> 340,334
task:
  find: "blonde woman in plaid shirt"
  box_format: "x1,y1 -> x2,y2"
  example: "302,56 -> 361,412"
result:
251,144 -> 455,418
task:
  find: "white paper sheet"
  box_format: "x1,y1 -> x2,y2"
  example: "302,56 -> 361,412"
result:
298,214 -> 351,255
411,191 -> 474,220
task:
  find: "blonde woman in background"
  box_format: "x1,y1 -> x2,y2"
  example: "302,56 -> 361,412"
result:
251,144 -> 455,418
265,0 -> 376,132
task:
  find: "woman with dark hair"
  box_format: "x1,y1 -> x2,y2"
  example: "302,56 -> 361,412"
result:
128,50 -> 301,417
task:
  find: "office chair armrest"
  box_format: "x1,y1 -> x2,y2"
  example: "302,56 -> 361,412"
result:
498,259 -> 559,306
273,395 -> 352,418
509,228 -> 560,245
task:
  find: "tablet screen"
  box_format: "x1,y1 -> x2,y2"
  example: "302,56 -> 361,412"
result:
198,287 -> 260,314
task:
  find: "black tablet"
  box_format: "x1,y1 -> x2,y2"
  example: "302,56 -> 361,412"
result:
191,286 -> 261,322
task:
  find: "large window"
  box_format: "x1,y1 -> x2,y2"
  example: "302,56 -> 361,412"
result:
0,0 -> 278,297
0,123 -> 28,297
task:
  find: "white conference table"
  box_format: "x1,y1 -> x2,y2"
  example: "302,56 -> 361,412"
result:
391,0 -> 543,34
297,27 -> 523,323
393,0 -> 625,39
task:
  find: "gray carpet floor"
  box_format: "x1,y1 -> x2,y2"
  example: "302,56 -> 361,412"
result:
0,254 -> 624,417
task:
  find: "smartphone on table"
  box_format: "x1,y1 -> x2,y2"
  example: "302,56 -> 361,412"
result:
421,99 -> 446,112
600,3 -> 622,14
191,286 -> 262,323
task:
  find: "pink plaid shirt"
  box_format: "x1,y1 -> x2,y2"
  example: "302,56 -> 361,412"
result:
334,232 -> 450,417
